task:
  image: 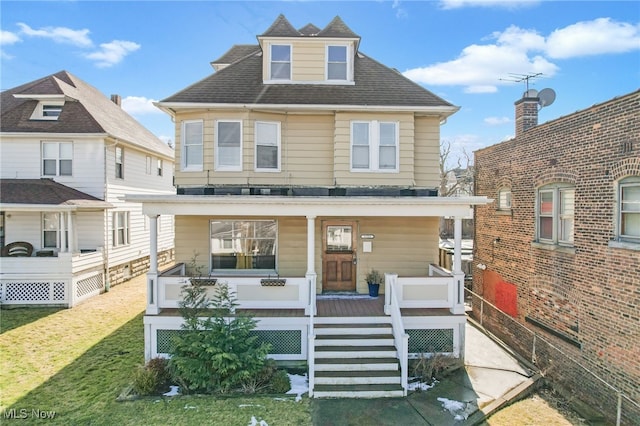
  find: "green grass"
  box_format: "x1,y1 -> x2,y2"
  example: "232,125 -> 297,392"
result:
0,278 -> 311,425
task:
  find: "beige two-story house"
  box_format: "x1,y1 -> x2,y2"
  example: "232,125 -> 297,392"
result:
128,15 -> 489,398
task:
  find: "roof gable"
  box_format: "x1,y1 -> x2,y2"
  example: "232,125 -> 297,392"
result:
317,16 -> 360,38
260,14 -> 300,37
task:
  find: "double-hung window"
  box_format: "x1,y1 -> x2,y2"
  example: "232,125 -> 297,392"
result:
215,120 -> 242,171
537,184 -> 574,245
270,45 -> 291,80
157,159 -> 163,176
498,188 -> 512,210
115,147 -> 124,179
42,141 -> 72,176
113,211 -> 130,247
43,213 -> 65,248
255,121 -> 280,171
618,177 -> 640,243
182,120 -> 203,171
327,45 -> 348,81
210,220 -> 277,271
351,121 -> 398,172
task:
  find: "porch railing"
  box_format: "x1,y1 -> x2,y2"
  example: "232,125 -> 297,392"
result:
385,273 -> 409,396
384,264 -> 456,310
157,263 -> 310,310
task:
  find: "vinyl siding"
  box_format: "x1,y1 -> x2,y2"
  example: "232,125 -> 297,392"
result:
413,116 -> 440,188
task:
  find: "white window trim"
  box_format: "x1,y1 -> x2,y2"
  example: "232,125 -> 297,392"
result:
145,156 -> 152,174
30,100 -> 64,120
115,146 -> 124,179
157,158 -> 163,176
325,44 -> 352,82
269,44 -> 292,82
350,120 -> 399,173
536,184 -> 574,246
498,188 -> 512,210
254,121 -> 281,172
112,211 -> 130,247
42,141 -> 73,177
42,212 -> 61,249
215,119 -> 243,172
617,176 -> 640,244
181,120 -> 204,172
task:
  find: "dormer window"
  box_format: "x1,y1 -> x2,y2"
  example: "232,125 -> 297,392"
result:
327,45 -> 348,81
31,101 -> 64,120
270,45 -> 291,80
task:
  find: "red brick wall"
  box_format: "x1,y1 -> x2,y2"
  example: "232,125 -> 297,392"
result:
473,90 -> 640,423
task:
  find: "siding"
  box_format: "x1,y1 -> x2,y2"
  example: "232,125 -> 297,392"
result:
413,116 -> 440,188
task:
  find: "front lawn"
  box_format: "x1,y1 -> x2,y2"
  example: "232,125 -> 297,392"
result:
0,277 -> 311,425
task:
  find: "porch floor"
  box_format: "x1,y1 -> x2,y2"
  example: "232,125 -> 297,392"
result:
157,296 -> 456,318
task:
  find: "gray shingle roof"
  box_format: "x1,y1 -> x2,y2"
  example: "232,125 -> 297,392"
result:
0,178 -> 112,209
260,14 -> 300,37
317,16 -> 360,38
162,50 -> 453,108
211,44 -> 261,69
1,71 -> 174,159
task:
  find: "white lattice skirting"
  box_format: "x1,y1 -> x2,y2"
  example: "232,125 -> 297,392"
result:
1,271 -> 104,307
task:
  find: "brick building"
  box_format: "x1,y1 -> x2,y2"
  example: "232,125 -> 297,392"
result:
473,89 -> 639,424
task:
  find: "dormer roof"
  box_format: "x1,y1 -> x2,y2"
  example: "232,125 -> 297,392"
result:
260,14 -> 300,37
298,23 -> 321,36
210,44 -> 260,71
317,16 -> 360,38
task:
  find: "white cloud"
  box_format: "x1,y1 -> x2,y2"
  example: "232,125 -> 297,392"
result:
121,96 -> 162,115
17,23 -> 92,47
85,40 -> 140,68
392,0 -> 408,19
484,116 -> 510,126
439,0 -> 539,10
0,30 -> 20,46
546,18 -> 640,59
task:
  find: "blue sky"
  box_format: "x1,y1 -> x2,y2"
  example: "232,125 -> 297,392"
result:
1,1 -> 639,162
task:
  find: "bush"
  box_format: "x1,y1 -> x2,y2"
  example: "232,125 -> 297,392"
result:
411,353 -> 461,384
270,369 -> 291,394
132,357 -> 170,396
168,281 -> 272,394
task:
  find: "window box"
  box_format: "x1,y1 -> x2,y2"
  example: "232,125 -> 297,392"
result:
260,278 -> 286,287
190,278 -> 217,286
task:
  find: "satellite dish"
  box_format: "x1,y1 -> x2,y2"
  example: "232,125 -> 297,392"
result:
538,88 -> 556,108
525,88 -> 538,98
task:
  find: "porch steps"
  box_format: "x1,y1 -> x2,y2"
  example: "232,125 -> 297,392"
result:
313,317 -> 404,398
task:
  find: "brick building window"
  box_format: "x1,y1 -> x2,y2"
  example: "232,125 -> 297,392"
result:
618,176 -> 640,243
537,184 -> 574,245
498,188 -> 512,210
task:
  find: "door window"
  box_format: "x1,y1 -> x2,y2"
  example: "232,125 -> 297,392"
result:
326,226 -> 352,252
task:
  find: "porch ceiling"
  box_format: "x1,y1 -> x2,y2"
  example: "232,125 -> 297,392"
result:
125,194 -> 490,217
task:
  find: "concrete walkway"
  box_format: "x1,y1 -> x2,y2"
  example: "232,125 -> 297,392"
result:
311,320 -> 540,425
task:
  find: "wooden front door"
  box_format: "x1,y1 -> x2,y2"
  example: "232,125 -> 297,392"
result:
322,221 -> 356,292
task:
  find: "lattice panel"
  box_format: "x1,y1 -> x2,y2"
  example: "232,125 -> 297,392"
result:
76,273 -> 104,298
53,282 -> 66,301
155,329 -> 302,355
250,330 -> 302,354
4,282 -> 51,301
157,329 -> 181,354
407,328 -> 454,353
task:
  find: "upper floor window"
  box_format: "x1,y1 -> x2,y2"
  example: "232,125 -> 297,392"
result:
31,101 -> 64,120
157,159 -> 163,176
351,121 -> 398,172
327,45 -> 348,81
255,121 -> 280,171
215,120 -> 242,171
618,176 -> 640,243
145,156 -> 152,174
537,184 -> 574,245
182,120 -> 203,171
115,147 -> 124,179
42,141 -> 72,176
210,220 -> 277,272
113,211 -> 130,247
498,188 -> 512,210
270,45 -> 291,80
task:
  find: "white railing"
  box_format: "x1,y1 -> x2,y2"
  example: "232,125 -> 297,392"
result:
306,273 -> 316,396
385,273 -> 408,396
384,265 -> 455,311
158,266 -> 310,310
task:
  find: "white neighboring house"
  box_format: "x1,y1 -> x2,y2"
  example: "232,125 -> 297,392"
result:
0,70 -> 175,307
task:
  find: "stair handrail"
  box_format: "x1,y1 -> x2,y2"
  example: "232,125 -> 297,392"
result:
306,274 -> 316,397
385,273 -> 408,396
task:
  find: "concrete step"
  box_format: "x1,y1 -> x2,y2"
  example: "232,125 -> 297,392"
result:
315,345 -> 397,358
315,334 -> 394,346
315,370 -> 401,385
313,384 -> 405,398
315,357 -> 399,372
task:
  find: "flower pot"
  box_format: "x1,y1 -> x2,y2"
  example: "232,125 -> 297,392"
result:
368,282 -> 380,297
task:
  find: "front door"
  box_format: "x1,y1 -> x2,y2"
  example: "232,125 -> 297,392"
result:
322,221 -> 356,292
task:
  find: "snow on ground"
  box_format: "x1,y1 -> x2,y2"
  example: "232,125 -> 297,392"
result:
248,415 -> 268,426
163,385 -> 180,396
437,397 -> 476,420
407,380 -> 437,391
285,374 -> 308,402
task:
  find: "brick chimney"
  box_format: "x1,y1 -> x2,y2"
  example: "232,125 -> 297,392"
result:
514,95 -> 539,137
110,94 -> 122,107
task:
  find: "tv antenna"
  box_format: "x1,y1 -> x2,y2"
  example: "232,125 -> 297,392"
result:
500,72 -> 543,94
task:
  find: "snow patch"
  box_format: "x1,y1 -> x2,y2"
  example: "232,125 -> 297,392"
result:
437,397 -> 476,420
407,380 -> 437,391
285,373 -> 308,402
248,415 -> 269,426
163,385 -> 180,396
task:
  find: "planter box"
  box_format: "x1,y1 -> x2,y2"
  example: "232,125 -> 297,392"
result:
190,278 -> 217,286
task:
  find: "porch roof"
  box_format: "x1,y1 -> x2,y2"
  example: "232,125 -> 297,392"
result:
0,179 -> 113,212
125,194 -> 490,217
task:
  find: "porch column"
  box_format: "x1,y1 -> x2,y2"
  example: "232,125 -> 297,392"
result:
67,211 -> 74,253
451,217 -> 465,314
146,214 -> 159,315
60,211 -> 68,253
305,215 -> 317,315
